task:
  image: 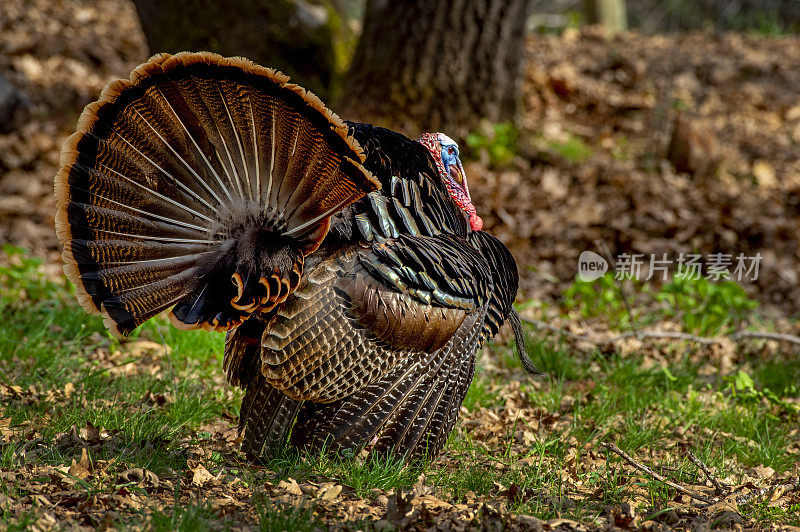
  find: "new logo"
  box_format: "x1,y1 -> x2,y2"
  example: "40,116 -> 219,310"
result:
577,251 -> 608,282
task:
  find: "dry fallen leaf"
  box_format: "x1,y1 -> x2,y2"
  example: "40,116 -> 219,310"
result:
0,416 -> 13,443
191,464 -> 214,487
79,421 -> 101,442
753,160 -> 777,188
318,483 -> 342,501
116,468 -> 160,488
277,478 -> 303,496
127,340 -> 172,358
753,465 -> 775,480
67,448 -> 91,480
0,493 -> 15,512
386,489 -> 414,522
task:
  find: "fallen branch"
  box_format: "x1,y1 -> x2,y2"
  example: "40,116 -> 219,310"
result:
520,319 -> 592,343
729,330 -> 800,346
686,449 -> 725,495
601,442 -> 712,503
605,330 -> 718,345
520,317 -> 800,348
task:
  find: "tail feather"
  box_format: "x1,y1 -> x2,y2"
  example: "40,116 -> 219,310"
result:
101,268 -> 199,335
68,161 -> 217,228
56,52 -> 379,336
80,253 -> 203,296
67,203 -> 204,241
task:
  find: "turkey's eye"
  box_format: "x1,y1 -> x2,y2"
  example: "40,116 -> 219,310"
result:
448,146 -> 455,155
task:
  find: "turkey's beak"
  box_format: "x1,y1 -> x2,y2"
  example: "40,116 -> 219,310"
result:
449,162 -> 467,194
451,161 -> 483,231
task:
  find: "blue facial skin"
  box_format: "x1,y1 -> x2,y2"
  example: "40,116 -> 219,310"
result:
440,142 -> 460,176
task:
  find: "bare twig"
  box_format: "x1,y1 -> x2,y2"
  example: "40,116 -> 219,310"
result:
518,318 -> 593,343
729,330 -> 800,347
520,318 -> 718,346
601,442 -> 712,503
605,330 -> 718,345
686,450 -> 725,494
519,316 -> 800,349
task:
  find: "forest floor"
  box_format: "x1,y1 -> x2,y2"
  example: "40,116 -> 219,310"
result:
0,248 -> 799,530
1,0 -> 800,530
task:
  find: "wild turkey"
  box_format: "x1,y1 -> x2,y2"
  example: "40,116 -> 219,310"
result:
55,52 -> 537,461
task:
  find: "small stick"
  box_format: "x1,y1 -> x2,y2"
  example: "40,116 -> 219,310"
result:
519,318 -> 593,343
519,317 -> 800,349
601,442 -> 712,503
729,330 -> 800,347
521,318 -> 718,346
686,450 -> 725,494
606,330 -> 718,345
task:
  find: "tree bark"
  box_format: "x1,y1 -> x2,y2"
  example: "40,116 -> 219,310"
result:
337,0 -> 533,137
584,0 -> 628,33
131,0 -> 337,100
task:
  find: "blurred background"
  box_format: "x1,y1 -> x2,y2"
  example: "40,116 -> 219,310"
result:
1,0 -> 799,316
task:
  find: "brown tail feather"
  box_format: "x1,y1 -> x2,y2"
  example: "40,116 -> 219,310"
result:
56,52 -> 379,336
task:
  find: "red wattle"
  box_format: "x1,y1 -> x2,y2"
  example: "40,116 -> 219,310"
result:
470,214 -> 483,231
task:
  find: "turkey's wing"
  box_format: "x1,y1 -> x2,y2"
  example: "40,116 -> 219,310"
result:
291,305 -> 483,458
257,234 -> 490,404
343,232 -> 490,352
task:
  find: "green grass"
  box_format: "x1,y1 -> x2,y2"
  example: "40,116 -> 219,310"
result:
465,122 -> 520,166
0,249 -> 231,463
563,271 -> 768,339
444,327 -> 800,523
254,497 -> 324,532
1,246 -> 799,528
537,133 -> 595,164
148,500 -> 220,532
268,449 -> 423,497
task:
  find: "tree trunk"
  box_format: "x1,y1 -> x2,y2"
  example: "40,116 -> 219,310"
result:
337,0 -> 533,137
131,0 -> 337,100
584,0 -> 628,33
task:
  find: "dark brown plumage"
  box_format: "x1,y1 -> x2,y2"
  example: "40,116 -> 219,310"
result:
55,52 -> 530,461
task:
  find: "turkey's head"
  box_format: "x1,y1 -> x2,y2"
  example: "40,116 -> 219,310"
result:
418,132 -> 483,231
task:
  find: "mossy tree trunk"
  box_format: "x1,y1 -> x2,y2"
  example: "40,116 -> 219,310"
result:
337,0 -> 533,137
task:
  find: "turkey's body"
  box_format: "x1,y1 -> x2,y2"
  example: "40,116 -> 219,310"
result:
55,52 -> 520,461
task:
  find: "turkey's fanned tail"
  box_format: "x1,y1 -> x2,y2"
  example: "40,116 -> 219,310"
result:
55,52 -> 379,335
